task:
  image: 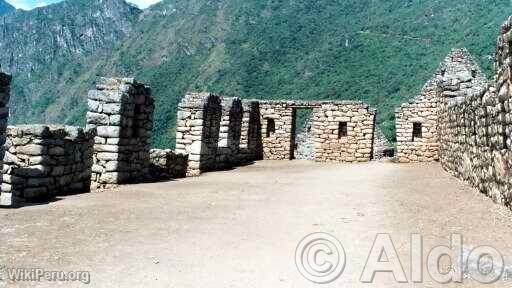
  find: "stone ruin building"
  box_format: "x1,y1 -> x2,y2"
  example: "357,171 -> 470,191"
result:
258,100 -> 376,162
4,16 -> 512,210
174,95 -> 381,176
394,16 -> 512,208
395,49 -> 488,163
0,83 -> 385,206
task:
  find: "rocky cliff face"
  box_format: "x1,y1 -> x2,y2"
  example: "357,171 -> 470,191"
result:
0,0 -> 140,74
0,0 -> 141,124
0,0 -> 14,16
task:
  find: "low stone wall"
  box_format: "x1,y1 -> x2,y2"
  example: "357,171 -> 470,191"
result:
87,77 -> 154,188
312,102 -> 375,162
149,149 -> 188,180
1,125 -> 94,205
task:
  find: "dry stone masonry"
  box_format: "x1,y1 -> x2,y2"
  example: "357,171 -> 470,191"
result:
0,71 -> 12,206
87,77 -> 154,189
175,93 -> 222,176
4,17 -> 512,212
216,97 -> 243,169
259,101 -> 296,160
395,49 -> 487,163
149,149 -> 188,180
258,100 -> 376,162
312,101 -> 375,162
395,18 -> 512,209
1,125 -> 94,206
239,101 -> 263,163
436,19 -> 512,207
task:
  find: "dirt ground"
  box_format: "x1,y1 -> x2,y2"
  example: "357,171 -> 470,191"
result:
1,161 -> 512,288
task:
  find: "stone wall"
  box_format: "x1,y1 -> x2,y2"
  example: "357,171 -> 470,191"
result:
259,100 -> 376,162
87,77 -> 154,189
437,19 -> 512,207
0,71 -> 12,206
239,101 -> 263,162
312,102 -> 375,162
395,49 -> 487,163
395,82 -> 439,163
1,125 -> 94,206
259,101 -> 295,160
149,149 -> 188,180
175,92 -> 222,176
216,97 -> 243,169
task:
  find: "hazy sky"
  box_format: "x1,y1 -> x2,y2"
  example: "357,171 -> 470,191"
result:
6,0 -> 162,10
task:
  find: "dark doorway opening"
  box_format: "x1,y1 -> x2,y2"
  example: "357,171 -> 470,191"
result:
292,108 -> 314,160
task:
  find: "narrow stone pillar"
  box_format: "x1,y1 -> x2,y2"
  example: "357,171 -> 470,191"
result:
0,71 -> 11,206
87,78 -> 154,189
175,93 -> 222,176
240,101 -> 263,162
216,97 -> 242,169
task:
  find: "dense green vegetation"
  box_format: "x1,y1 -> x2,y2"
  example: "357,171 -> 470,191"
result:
9,0 -> 512,148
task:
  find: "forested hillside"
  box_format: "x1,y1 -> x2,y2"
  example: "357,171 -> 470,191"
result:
0,0 -> 141,124
6,0 -> 512,148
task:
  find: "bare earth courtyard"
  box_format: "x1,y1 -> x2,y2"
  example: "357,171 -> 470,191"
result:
1,161 -> 512,288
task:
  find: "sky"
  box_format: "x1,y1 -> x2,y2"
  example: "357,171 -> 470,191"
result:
6,0 -> 162,10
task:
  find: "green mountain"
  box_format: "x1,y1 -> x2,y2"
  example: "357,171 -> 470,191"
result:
6,0 -> 512,148
0,0 -> 141,124
0,0 -> 14,15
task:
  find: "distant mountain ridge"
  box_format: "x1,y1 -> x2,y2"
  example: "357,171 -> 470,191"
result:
4,0 -> 512,148
0,0 -> 141,124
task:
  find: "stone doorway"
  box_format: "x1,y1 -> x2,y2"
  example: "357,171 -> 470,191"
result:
292,108 -> 315,160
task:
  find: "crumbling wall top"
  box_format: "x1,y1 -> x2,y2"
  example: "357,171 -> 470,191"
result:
179,92 -> 222,109
6,125 -> 95,140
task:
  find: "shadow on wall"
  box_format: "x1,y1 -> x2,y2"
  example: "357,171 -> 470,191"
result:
87,78 -> 154,189
245,101 -> 263,161
199,94 -> 222,173
148,149 -> 188,181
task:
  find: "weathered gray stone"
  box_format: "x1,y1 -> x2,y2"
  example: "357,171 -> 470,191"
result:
97,126 -> 121,138
17,144 -> 46,156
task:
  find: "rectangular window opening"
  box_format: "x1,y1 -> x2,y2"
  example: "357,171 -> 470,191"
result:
413,122 -> 422,141
266,118 -> 276,138
338,122 -> 348,138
